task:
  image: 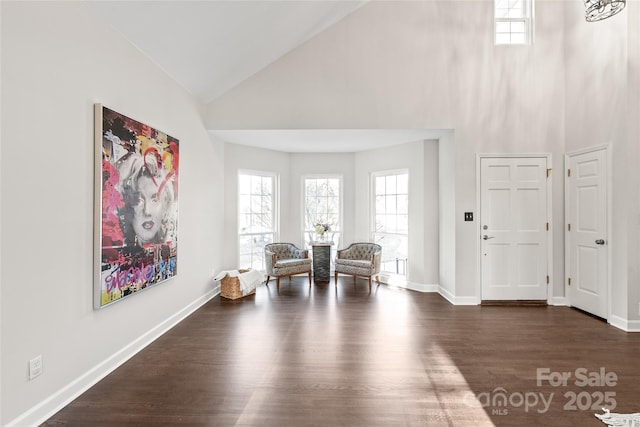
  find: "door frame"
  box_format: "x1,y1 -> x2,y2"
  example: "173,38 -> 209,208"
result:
475,153 -> 553,303
564,144 -> 612,321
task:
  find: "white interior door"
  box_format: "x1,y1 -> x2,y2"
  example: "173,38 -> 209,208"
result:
481,157 -> 549,300
566,148 -> 608,318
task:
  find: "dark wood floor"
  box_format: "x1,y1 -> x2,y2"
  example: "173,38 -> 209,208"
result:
44,277 -> 640,426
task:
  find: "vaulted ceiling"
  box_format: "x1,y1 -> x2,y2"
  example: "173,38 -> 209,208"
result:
89,1 -> 443,152
89,1 -> 366,103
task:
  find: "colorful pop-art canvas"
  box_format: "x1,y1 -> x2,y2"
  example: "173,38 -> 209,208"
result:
94,105 -> 179,308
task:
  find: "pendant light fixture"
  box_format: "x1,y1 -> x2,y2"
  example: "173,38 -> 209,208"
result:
584,0 -> 626,21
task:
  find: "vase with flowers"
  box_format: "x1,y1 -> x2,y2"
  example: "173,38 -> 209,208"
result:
314,222 -> 331,242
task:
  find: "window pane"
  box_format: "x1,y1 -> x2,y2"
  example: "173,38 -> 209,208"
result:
328,199 -> 339,219
386,175 -> 397,194
239,175 -> 250,195
376,195 -> 385,214
397,174 -> 408,194
496,33 -> 511,44
398,215 -> 409,233
306,180 -> 316,197
397,195 -> 408,214
386,215 -> 397,233
511,33 -> 526,44
239,195 -> 250,214
251,197 -> 261,214
496,8 -> 509,18
376,176 -> 385,195
328,179 -> 339,196
250,176 -> 261,194
509,0 -> 524,15
262,177 -> 272,194
386,195 -> 396,213
511,21 -> 525,33
508,8 -> 524,18
496,22 -> 511,33
260,213 -> 272,231
239,214 -> 250,233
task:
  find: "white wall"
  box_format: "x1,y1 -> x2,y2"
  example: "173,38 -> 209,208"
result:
438,131 -> 456,299
1,2 -> 224,424
206,1 -> 567,300
627,0 -> 640,324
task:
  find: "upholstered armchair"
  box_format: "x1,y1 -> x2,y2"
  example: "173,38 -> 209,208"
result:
334,243 -> 382,291
265,243 -> 312,291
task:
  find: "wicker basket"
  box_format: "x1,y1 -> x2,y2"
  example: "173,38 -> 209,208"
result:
221,269 -> 256,300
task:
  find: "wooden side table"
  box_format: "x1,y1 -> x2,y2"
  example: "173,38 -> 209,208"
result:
311,242 -> 333,282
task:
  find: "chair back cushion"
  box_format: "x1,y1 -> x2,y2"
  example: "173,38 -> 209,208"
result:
342,243 -> 381,260
265,243 -> 295,260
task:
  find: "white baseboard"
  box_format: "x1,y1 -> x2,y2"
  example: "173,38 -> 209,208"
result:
384,281 -> 438,293
548,296 -> 569,306
375,273 -> 437,293
609,314 -> 640,332
407,282 -> 439,293
6,288 -> 219,427
438,286 -> 479,305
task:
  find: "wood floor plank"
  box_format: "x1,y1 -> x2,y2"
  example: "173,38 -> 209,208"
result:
43,278 -> 640,426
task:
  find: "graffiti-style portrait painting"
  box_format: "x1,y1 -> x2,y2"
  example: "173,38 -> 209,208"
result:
94,104 -> 179,308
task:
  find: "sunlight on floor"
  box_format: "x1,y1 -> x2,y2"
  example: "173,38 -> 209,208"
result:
421,344 -> 495,425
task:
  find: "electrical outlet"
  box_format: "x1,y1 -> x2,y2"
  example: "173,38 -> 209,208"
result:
29,355 -> 42,380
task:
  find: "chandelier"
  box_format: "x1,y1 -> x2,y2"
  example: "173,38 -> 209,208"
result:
584,0 -> 626,21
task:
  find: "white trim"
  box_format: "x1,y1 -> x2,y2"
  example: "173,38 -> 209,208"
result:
609,315 -> 640,333
548,297 -> 569,306
476,153 -> 553,303
438,286 -> 480,305
564,144 -> 612,322
6,289 -> 219,427
378,274 -> 438,293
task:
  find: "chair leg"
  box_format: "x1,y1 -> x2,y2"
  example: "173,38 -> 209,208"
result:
308,271 -> 312,287
334,272 -> 338,286
376,275 -> 380,285
265,276 -> 271,285
276,277 -> 280,292
368,276 -> 372,292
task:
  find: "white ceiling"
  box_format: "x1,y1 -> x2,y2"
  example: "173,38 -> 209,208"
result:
210,129 -> 447,153
90,1 -> 444,152
89,0 -> 366,103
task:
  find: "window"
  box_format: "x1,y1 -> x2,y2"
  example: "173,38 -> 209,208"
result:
238,172 -> 276,271
372,171 -> 408,276
495,0 -> 534,45
303,177 -> 341,249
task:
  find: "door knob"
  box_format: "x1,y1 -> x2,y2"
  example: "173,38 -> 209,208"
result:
482,235 -> 495,240
595,239 -> 605,245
